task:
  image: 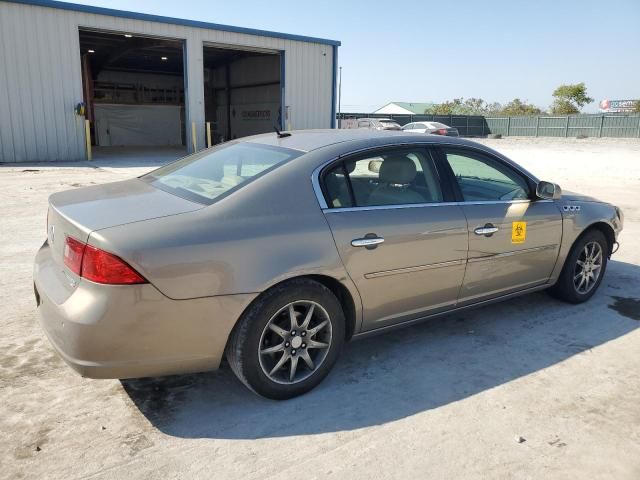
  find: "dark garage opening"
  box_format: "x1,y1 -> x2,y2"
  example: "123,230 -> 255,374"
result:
203,44 -> 282,143
79,28 -> 187,161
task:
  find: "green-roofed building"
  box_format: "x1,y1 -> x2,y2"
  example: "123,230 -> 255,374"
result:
374,102 -> 435,115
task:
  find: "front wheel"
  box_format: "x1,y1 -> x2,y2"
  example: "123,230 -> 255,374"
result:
226,279 -> 345,400
549,229 -> 608,304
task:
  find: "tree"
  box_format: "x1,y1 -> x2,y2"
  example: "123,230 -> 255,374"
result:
551,82 -> 593,114
500,98 -> 543,116
551,99 -> 579,114
425,97 -> 504,116
633,101 -> 640,113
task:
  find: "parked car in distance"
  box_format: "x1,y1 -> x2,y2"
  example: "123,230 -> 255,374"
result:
356,118 -> 402,130
402,121 -> 459,136
34,130 -> 623,400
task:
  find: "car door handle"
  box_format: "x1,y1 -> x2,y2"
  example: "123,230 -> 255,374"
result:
474,225 -> 499,236
351,236 -> 385,248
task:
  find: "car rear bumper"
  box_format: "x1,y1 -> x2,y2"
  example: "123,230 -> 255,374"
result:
33,241 -> 257,379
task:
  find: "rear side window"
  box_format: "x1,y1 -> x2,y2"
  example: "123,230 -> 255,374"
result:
323,148 -> 443,208
143,142 -> 301,205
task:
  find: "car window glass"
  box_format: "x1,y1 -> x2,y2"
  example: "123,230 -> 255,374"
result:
324,149 -> 443,208
144,142 -> 300,205
431,122 -> 447,129
444,149 -> 530,201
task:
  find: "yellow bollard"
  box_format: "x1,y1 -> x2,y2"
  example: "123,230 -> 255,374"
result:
84,119 -> 92,161
191,121 -> 197,152
206,122 -> 212,148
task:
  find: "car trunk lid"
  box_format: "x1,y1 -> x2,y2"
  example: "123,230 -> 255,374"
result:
46,179 -> 204,275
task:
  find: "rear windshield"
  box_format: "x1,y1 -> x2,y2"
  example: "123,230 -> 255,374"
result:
429,122 -> 448,128
142,142 -> 301,205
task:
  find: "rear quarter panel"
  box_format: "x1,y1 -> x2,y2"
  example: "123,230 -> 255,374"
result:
88,150 -> 360,307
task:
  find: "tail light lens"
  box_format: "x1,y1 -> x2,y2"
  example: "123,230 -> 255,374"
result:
436,128 -> 448,135
63,236 -> 147,285
63,236 -> 86,275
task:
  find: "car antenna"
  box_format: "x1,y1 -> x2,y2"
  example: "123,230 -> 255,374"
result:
274,126 -> 291,138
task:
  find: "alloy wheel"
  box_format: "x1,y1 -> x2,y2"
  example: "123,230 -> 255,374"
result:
258,301 -> 333,385
573,241 -> 603,294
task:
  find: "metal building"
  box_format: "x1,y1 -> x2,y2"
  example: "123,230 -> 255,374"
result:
0,0 -> 340,162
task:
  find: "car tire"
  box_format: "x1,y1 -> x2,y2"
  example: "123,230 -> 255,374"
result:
548,229 -> 608,304
226,278 -> 345,400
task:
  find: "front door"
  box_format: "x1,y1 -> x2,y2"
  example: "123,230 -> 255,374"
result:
321,146 -> 469,331
439,147 -> 562,304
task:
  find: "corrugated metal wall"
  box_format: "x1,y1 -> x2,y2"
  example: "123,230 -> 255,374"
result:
0,1 -> 336,162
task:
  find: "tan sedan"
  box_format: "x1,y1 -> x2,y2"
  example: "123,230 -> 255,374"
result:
34,130 -> 623,399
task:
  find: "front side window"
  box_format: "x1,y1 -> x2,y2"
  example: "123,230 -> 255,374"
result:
444,148 -> 530,201
323,149 -> 443,208
143,142 -> 301,205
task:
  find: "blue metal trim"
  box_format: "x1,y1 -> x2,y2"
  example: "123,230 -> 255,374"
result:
4,0 -> 341,46
331,45 -> 338,128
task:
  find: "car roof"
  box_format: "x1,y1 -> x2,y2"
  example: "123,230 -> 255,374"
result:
242,129 -> 472,153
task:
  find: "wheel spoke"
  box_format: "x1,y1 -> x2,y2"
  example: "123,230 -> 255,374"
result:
289,355 -> 299,382
288,305 -> 298,331
577,276 -> 586,292
593,248 -> 602,263
300,304 -> 315,330
300,349 -> 315,370
307,319 -> 329,337
306,338 -> 329,349
576,260 -> 585,267
260,342 -> 285,355
269,352 -> 290,376
269,323 -> 288,339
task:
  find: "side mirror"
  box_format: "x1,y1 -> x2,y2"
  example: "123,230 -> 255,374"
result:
536,181 -> 562,200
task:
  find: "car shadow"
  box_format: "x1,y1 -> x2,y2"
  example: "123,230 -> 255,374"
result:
122,259 -> 639,439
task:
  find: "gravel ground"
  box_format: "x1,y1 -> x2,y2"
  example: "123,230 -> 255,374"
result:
1,137 -> 639,480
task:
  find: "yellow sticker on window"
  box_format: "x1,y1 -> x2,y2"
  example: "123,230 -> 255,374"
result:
512,221 -> 527,244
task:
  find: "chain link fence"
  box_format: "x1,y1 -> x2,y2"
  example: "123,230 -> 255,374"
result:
336,113 -> 640,138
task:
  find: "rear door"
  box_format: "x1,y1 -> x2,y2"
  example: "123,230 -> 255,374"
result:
438,146 -> 562,304
320,146 -> 468,331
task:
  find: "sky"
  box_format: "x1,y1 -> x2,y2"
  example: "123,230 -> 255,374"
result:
71,0 -> 639,113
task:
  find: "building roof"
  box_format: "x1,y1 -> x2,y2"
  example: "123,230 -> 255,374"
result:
5,0 -> 341,46
375,102 -> 435,114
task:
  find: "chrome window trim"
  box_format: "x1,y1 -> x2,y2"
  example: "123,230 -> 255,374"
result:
322,199 -> 551,214
310,141 -> 541,211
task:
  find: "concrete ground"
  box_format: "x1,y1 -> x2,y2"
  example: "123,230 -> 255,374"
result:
1,137 -> 639,479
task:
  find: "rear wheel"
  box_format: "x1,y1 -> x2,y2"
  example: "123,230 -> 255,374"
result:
226,279 -> 345,400
549,229 -> 608,303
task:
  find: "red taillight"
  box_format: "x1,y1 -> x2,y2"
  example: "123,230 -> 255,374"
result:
436,128 -> 447,135
64,236 -> 86,275
63,236 -> 147,285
